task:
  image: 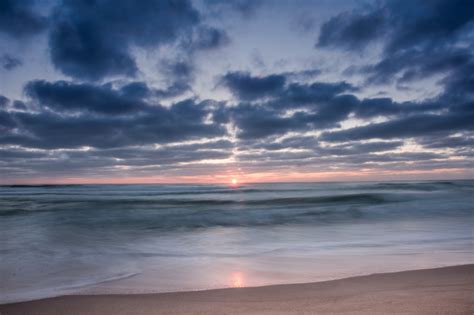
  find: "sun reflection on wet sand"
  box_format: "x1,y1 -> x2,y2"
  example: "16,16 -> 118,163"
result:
231,272 -> 244,288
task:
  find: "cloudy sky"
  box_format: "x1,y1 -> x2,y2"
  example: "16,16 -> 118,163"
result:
0,0 -> 473,184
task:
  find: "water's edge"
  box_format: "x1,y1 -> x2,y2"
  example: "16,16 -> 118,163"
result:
2,263 -> 472,305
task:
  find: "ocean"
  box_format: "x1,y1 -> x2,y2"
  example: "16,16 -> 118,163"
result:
1,181 -> 473,303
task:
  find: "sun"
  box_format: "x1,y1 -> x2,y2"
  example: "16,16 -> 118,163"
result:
231,272 -> 244,288
231,178 -> 238,185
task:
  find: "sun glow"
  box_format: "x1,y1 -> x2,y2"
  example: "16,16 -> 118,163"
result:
231,272 -> 244,288
231,178 -> 238,185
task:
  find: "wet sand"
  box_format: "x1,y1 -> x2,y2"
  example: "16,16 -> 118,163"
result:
1,264 -> 473,314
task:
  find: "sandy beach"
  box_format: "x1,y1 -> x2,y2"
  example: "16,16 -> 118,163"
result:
1,264 -> 472,314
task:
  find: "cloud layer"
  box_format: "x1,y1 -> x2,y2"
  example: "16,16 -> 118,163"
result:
0,0 -> 472,183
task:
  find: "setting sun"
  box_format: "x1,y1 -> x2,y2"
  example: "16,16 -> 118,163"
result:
231,272 -> 244,288
231,178 -> 238,185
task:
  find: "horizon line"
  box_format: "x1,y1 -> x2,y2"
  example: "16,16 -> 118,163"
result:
1,177 -> 473,186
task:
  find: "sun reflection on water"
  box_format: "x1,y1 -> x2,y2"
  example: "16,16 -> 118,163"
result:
231,272 -> 244,288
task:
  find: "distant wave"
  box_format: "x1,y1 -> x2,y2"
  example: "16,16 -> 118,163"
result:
0,192 -> 390,216
1,181 -> 472,231
249,193 -> 388,205
369,181 -> 473,191
1,184 -> 82,188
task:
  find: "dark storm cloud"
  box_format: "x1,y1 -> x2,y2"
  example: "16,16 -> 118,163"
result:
224,95 -> 354,140
219,72 -> 360,139
274,82 -> 355,108
119,82 -> 151,99
25,80 -> 147,114
240,135 -> 319,151
305,94 -> 357,127
320,141 -> 404,156
1,85 -> 227,149
282,69 -> 322,81
219,68 -> 471,141
353,97 -> 398,118
364,47 -> 473,86
155,59 -> 195,99
317,8 -> 386,49
48,0 -> 227,81
235,148 -> 446,169
383,0 -> 474,53
0,0 -> 47,37
318,0 -> 474,53
86,142 -> 232,166
11,100 -> 28,111
12,67 -> 450,154
221,71 -> 353,104
318,0 -> 474,86
221,72 -> 286,100
1,77 -> 235,178
49,0 -> 197,80
1,54 -> 22,70
220,71 -> 423,140
0,95 -> 9,108
333,152 -> 446,165
0,148 -> 49,160
321,111 -> 474,142
228,103 -> 308,139
25,76 -> 202,116
417,135 -> 474,149
231,105 -> 309,139
0,95 -> 27,112
240,137 -> 402,156
440,60 -> 474,102
354,97 -> 443,119
153,81 -> 192,99
0,140 -> 233,177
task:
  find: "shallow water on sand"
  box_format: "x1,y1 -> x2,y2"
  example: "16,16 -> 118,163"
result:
1,181 -> 473,302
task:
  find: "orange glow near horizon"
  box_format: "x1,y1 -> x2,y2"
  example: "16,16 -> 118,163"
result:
1,168 -> 471,185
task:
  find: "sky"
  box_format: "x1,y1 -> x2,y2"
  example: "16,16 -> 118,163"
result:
0,0 -> 473,184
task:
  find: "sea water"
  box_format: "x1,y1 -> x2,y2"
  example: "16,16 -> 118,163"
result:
1,181 -> 473,303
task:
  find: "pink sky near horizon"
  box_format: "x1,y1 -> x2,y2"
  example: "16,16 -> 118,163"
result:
3,168 -> 472,185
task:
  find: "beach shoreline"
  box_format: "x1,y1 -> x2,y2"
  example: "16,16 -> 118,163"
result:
2,264 -> 473,314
